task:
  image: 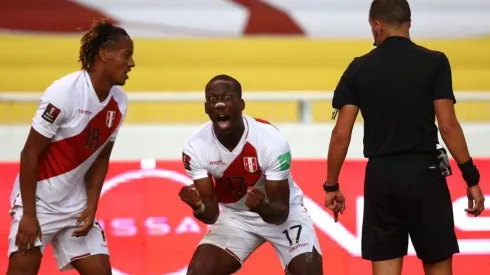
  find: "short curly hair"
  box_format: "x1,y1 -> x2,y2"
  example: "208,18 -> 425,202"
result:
206,74 -> 242,98
369,0 -> 411,25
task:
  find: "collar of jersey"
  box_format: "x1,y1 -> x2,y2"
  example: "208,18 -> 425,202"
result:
378,36 -> 413,48
83,70 -> 113,106
213,116 -> 249,154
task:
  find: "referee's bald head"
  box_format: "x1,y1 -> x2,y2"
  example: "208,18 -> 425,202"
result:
369,0 -> 411,26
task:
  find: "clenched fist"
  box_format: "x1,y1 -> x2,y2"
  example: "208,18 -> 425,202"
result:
245,187 -> 266,211
179,185 -> 202,210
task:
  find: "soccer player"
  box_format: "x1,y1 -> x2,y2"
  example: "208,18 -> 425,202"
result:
178,74 -> 323,275
6,18 -> 134,275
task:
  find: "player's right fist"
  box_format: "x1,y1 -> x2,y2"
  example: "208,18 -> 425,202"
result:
245,187 -> 266,211
179,185 -> 203,210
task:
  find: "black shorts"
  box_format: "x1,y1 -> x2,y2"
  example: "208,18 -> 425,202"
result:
361,153 -> 459,264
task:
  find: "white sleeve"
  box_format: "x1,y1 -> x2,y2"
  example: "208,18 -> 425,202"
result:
263,137 -> 292,181
110,103 -> 127,142
31,86 -> 72,138
182,142 -> 209,180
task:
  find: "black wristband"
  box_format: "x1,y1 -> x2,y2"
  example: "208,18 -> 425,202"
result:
457,158 -> 480,187
323,182 -> 339,192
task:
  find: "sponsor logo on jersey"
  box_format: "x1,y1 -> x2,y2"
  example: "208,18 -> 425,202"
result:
182,153 -> 192,171
106,110 -> 116,128
243,157 -> 258,173
278,152 -> 291,171
209,160 -> 226,166
41,103 -> 61,124
78,109 -> 92,115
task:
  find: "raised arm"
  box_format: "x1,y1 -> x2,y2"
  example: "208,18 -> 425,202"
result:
180,146 -> 219,224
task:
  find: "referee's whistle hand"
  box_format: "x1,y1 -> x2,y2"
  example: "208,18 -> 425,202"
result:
465,185 -> 485,217
324,190 -> 346,223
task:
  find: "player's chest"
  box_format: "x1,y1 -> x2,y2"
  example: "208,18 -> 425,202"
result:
207,142 -> 264,203
59,97 -> 122,152
206,142 -> 262,176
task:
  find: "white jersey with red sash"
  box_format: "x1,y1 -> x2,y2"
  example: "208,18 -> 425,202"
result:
182,115 -> 304,216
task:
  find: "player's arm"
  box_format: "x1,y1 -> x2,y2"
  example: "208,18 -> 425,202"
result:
84,141 -> 114,212
191,178 -> 220,224
255,139 -> 293,225
433,53 -> 479,187
253,180 -> 290,225
181,146 -> 219,224
19,130 -> 53,216
326,58 -> 360,186
20,87 -> 70,216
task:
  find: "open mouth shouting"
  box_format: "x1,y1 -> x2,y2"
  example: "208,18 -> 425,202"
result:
216,114 -> 231,130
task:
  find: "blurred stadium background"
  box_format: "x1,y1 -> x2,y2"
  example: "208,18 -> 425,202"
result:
1,0 -> 489,274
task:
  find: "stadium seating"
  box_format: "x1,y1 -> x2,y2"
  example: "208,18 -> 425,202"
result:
1,35 -> 490,123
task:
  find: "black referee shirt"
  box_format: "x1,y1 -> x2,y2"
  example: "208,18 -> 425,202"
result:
332,36 -> 456,158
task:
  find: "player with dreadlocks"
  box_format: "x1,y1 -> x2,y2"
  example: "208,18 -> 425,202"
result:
6,18 -> 134,275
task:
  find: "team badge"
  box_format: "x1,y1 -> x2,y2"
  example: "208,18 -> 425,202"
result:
41,103 -> 61,124
106,110 -> 116,128
183,153 -> 192,171
243,157 -> 258,173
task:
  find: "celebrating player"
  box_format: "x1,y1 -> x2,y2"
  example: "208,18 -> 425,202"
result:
7,18 -> 134,275
179,74 -> 323,275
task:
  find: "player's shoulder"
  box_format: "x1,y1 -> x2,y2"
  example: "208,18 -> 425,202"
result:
41,71 -> 86,110
246,116 -> 289,150
247,115 -> 283,137
44,71 -> 84,96
183,121 -> 214,153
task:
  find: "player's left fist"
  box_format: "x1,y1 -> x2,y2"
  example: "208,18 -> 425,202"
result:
245,187 -> 266,211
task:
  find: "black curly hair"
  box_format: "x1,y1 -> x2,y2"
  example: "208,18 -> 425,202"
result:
206,74 -> 242,98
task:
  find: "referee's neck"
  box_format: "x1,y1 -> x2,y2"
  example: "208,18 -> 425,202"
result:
379,27 -> 410,45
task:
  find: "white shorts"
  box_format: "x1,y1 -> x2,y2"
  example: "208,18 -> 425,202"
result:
8,206 -> 109,271
199,204 -> 322,270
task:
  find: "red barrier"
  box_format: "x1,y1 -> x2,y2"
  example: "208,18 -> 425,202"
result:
0,160 -> 489,274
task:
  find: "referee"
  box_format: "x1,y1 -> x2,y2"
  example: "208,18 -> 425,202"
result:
322,1 -> 486,275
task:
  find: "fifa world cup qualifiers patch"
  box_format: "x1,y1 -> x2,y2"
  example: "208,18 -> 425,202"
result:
277,151 -> 291,171
41,103 -> 61,124
182,153 -> 192,171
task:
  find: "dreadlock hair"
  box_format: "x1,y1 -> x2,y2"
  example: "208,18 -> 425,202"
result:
79,18 -> 129,71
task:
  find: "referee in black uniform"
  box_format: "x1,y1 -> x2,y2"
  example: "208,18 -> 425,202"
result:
322,1 -> 486,275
